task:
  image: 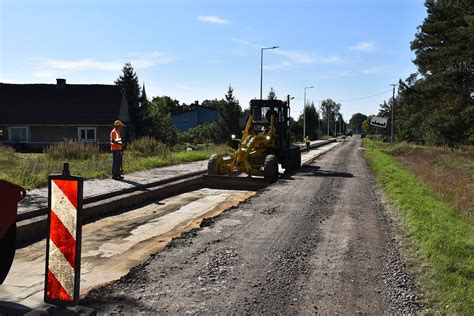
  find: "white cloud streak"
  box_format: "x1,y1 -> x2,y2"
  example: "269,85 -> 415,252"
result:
360,65 -> 389,74
197,15 -> 230,24
28,52 -> 173,78
349,41 -> 376,53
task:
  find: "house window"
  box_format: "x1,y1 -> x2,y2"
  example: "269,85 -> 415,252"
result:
78,127 -> 96,142
8,127 -> 28,142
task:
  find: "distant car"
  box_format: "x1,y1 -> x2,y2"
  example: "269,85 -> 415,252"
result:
361,132 -> 367,138
346,130 -> 353,137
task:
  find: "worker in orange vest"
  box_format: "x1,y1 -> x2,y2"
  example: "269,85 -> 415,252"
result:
110,120 -> 124,180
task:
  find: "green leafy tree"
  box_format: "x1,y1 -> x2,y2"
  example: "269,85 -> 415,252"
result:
349,113 -> 368,134
303,102 -> 320,139
149,96 -> 182,114
320,99 -> 341,136
142,98 -> 178,146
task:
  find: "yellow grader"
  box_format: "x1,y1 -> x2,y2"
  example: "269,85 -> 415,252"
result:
205,99 -> 301,187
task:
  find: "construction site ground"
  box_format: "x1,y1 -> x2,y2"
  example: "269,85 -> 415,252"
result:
80,137 -> 421,314
1,140 -> 341,312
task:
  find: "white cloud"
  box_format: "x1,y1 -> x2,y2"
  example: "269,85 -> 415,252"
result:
360,65 -> 388,74
272,50 -> 315,64
264,61 -> 292,71
227,38 -> 260,48
197,15 -> 230,24
272,50 -> 343,65
28,52 -> 173,78
349,41 -> 376,53
337,71 -> 355,77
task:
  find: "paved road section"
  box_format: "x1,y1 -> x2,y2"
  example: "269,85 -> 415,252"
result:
83,137 -> 421,314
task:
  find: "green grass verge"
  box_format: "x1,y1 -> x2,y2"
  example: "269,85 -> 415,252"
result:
0,145 -> 232,189
363,140 -> 474,313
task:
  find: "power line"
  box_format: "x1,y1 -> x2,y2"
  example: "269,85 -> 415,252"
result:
292,88 -> 394,103
331,89 -> 393,102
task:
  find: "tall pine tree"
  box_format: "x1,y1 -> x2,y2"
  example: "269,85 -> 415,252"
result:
115,63 -> 142,135
217,85 -> 242,142
397,0 -> 474,147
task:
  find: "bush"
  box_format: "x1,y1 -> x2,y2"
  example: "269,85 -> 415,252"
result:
128,136 -> 170,158
44,139 -> 100,160
177,122 -> 222,144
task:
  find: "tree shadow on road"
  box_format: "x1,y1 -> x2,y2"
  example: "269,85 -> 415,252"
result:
298,165 -> 354,178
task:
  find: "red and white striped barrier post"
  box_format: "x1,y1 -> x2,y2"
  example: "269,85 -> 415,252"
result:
44,163 -> 83,306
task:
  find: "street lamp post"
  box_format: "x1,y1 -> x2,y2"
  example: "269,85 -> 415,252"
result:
303,86 -> 314,139
260,46 -> 279,100
390,83 -> 398,142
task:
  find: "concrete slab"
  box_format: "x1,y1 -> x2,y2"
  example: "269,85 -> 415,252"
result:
1,188 -> 254,310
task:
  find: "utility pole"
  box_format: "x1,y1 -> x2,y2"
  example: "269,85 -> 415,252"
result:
390,83 -> 398,142
260,46 -> 279,100
327,105 -> 330,137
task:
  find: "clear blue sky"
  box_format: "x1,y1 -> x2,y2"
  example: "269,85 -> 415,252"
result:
0,0 -> 427,121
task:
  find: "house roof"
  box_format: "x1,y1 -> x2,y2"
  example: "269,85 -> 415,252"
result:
171,105 -> 218,117
0,82 -> 125,125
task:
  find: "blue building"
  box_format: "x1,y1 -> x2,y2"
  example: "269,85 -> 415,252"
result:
171,105 -> 219,132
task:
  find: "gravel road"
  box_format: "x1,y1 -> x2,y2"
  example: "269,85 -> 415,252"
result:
83,137 -> 422,314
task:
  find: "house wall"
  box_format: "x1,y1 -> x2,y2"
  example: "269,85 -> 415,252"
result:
197,107 -> 219,125
0,125 -> 112,152
171,107 -> 219,132
171,111 -> 198,132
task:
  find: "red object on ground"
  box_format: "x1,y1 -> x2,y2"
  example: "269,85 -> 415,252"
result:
0,179 -> 26,284
0,180 -> 25,239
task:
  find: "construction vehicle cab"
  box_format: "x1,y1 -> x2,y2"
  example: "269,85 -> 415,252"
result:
207,99 -> 301,184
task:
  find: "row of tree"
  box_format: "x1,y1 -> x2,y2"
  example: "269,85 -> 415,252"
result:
373,0 -> 473,148
115,62 -> 348,145
115,62 -> 243,146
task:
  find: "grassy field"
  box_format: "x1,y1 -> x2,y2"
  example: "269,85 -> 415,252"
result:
0,144 -> 231,189
363,140 -> 473,313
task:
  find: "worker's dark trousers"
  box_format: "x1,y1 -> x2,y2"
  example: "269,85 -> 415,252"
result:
112,150 -> 122,178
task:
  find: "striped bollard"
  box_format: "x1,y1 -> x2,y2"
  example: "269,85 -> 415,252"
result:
44,163 -> 83,306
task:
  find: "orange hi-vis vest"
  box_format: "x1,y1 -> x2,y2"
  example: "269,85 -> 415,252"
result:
110,128 -> 122,151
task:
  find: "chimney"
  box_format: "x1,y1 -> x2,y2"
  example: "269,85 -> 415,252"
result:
56,78 -> 66,86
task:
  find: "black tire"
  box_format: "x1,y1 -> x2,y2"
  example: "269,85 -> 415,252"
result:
294,148 -> 301,169
208,154 -> 220,175
264,154 -> 279,182
280,149 -> 291,173
0,223 -> 16,284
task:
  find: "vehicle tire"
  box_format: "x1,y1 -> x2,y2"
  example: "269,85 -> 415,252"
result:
287,150 -> 295,172
294,147 -> 301,169
208,154 -> 222,175
264,154 -> 278,183
0,223 -> 16,284
280,149 -> 291,173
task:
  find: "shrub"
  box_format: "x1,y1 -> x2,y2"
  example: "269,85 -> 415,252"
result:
44,139 -> 100,160
177,122 -> 222,144
128,136 -> 170,158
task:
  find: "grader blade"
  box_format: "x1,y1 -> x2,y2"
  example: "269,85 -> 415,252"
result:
203,175 -> 270,191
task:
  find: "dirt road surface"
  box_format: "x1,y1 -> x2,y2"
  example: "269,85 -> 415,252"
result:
83,137 -> 421,314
